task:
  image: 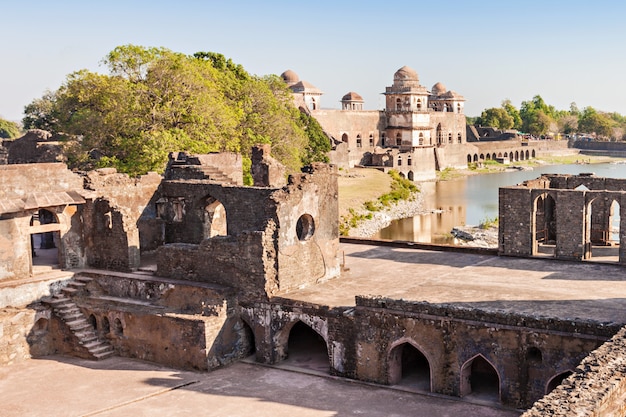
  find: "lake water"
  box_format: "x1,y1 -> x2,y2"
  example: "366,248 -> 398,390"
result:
373,162 -> 626,244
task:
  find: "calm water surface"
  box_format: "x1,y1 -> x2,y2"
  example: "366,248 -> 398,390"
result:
373,162 -> 626,243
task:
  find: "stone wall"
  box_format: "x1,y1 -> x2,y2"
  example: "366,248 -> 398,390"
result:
156,163 -> 340,300
522,326 -> 626,417
499,174 -> 626,263
82,168 -> 162,271
242,296 -> 614,409
0,307 -> 55,366
6,130 -> 64,164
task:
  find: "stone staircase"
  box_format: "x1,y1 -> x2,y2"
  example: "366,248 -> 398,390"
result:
196,166 -> 233,183
44,276 -> 114,360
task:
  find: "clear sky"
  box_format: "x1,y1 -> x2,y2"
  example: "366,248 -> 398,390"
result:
2,0 -> 626,122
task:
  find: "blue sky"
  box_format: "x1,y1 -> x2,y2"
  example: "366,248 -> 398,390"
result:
2,0 -> 626,122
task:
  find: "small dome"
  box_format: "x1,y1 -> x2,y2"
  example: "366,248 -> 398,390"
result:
432,82 -> 447,95
341,91 -> 363,102
394,66 -> 419,82
280,69 -> 299,84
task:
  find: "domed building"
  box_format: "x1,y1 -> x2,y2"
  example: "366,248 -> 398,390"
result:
282,66 -> 468,180
341,92 -> 364,110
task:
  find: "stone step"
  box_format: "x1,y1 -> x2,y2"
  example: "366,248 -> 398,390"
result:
69,323 -> 92,332
62,287 -> 79,295
93,350 -> 115,360
89,344 -> 113,354
74,276 -> 93,283
65,318 -> 88,327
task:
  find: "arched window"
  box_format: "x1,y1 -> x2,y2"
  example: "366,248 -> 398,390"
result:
356,134 -> 362,148
396,133 -> 402,147
397,156 -> 402,166
310,97 -> 317,110
419,133 -> 424,146
448,133 -> 453,144
416,99 -> 422,110
407,156 -> 412,166
436,125 -> 443,145
396,98 -> 402,111
381,132 -> 386,146
204,197 -> 227,238
369,134 -> 374,147
457,133 -> 462,143
342,133 -> 348,143
457,103 -> 462,113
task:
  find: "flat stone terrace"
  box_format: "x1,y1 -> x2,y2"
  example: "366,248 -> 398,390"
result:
282,243 -> 626,325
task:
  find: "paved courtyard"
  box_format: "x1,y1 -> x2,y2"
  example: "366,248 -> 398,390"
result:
1,355 -> 521,417
284,243 -> 626,324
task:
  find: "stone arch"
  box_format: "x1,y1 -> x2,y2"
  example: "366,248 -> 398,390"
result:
460,354 -> 500,401
486,154 -> 491,160
88,314 -> 97,331
387,338 -> 432,391
399,172 -> 406,179
396,97 -> 402,111
520,150 -> 525,160
310,97 -> 317,110
492,153 -> 497,160
396,132 -> 402,147
284,320 -> 329,373
416,99 -> 422,110
467,154 -> 472,164
473,154 -> 478,162
526,149 -> 530,159
113,318 -> 124,336
448,133 -> 453,144
436,124 -> 443,145
418,132 -> 424,146
356,134 -> 362,148
533,193 -> 557,256
407,171 -> 414,181
546,370 -> 574,394
102,316 -> 110,334
479,154 -> 485,161
531,149 -> 536,158
457,133 -> 462,143
204,196 -> 227,239
397,155 -> 402,166
369,134 -> 374,147
407,155 -> 412,166
515,150 -> 519,161
341,133 -> 348,143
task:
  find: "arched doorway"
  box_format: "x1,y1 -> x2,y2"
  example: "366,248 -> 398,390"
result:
285,321 -> 329,373
546,370 -> 573,394
388,341 -> 431,391
30,209 -> 60,271
436,124 -> 443,145
586,198 -> 620,262
407,171 -> 414,181
533,194 -> 556,257
204,197 -> 227,238
460,355 -> 500,402
239,320 -> 256,359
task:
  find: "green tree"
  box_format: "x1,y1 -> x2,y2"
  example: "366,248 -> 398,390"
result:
477,107 -> 514,129
23,45 -> 312,177
0,118 -> 21,138
299,110 -> 330,165
501,99 -> 522,130
578,107 -> 614,139
520,95 -> 555,135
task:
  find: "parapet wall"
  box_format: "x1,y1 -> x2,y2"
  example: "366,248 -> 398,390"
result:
522,326 -> 626,417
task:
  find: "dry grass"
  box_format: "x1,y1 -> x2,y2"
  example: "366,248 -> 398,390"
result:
338,168 -> 392,217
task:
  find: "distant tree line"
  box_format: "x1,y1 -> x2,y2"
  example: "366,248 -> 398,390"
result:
21,45 -> 330,179
468,95 -> 626,140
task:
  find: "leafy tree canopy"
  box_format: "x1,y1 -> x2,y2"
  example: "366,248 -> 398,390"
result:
0,118 -> 21,139
477,107 -> 514,130
23,45 -> 329,177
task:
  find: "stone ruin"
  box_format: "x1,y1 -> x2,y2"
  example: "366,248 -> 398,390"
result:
1,150 -> 626,414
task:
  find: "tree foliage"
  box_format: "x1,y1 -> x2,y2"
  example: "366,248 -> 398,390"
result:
477,107 -> 514,129
0,118 -> 21,139
23,45 -> 328,177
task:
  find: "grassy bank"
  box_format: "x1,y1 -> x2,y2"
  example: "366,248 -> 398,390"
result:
338,169 -> 419,236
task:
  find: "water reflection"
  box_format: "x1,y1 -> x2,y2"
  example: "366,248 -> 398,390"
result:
373,162 -> 626,243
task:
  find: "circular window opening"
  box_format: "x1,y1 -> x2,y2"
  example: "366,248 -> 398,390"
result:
296,214 -> 315,241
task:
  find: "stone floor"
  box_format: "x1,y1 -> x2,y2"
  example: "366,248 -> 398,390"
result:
1,355 -> 522,417
283,243 -> 626,324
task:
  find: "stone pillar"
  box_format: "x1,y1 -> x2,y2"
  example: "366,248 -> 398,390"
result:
251,144 -> 286,188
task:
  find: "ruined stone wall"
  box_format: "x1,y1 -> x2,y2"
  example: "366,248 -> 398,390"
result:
522,326 -> 626,417
499,175 -> 626,263
0,307 -> 57,366
6,130 -> 64,164
82,169 -> 162,270
274,163 -> 340,292
245,296 -> 612,409
156,164 -> 340,299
